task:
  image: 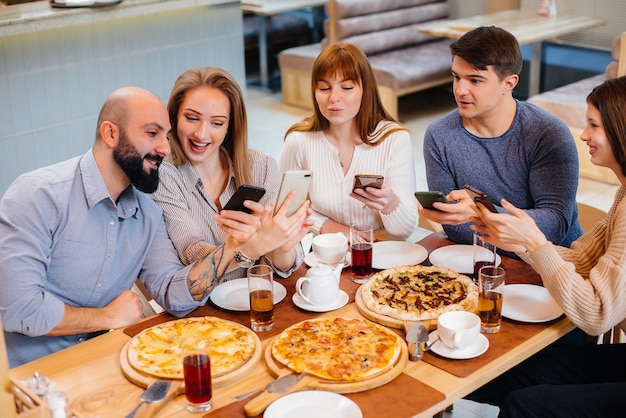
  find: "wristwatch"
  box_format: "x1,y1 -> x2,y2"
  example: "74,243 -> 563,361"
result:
234,250 -> 257,268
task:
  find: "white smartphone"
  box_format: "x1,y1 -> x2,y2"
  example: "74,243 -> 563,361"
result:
275,170 -> 313,216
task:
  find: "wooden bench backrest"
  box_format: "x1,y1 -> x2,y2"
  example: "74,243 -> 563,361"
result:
618,32 -> 626,77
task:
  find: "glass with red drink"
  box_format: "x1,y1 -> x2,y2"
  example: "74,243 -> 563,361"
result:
350,223 -> 374,284
473,232 -> 497,281
182,337 -> 213,413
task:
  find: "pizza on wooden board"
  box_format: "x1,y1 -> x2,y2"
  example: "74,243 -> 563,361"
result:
360,265 -> 478,321
127,316 -> 256,379
271,317 -> 402,382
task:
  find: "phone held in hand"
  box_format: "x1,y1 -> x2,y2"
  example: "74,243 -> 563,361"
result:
222,184 -> 266,213
414,191 -> 448,210
275,170 -> 313,216
463,184 -> 498,213
353,174 -> 384,192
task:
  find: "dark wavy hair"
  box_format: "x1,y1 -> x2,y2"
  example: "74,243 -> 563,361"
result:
450,26 -> 523,80
587,75 -> 626,177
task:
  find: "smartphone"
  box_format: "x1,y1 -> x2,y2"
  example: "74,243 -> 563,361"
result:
275,170 -> 313,216
353,174 -> 384,192
222,184 -> 266,213
463,184 -> 498,213
414,191 -> 448,210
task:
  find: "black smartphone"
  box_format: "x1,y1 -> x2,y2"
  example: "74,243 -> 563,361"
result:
463,184 -> 498,213
222,184 -> 266,213
353,174 -> 384,192
275,170 -> 313,216
414,191 -> 448,210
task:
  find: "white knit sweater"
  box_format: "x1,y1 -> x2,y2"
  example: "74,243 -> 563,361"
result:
279,121 -> 418,239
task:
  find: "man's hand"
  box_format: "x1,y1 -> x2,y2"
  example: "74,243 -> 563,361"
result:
419,189 -> 475,226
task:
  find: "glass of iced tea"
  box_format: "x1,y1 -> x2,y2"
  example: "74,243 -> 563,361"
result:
478,265 -> 505,333
247,264 -> 274,332
350,223 -> 374,284
181,337 -> 212,413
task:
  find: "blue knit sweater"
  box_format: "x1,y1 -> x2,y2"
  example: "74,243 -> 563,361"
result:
424,99 -> 583,249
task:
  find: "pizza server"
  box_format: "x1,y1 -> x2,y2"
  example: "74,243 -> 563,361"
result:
403,320 -> 429,361
125,380 -> 170,418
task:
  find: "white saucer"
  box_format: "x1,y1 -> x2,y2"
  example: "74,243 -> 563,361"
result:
292,290 -> 349,312
209,278 -> 286,311
304,252 -> 351,268
428,330 -> 489,360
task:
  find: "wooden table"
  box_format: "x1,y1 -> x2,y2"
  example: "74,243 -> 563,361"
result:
9,233 -> 575,417
419,10 -> 606,97
241,0 -> 326,90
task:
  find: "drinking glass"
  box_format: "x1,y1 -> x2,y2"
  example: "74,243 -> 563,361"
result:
350,223 -> 373,284
181,337 -> 212,413
247,264 -> 274,332
473,232 -> 497,281
478,266 -> 505,333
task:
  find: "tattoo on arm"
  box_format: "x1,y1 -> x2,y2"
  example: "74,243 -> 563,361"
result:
188,243 -> 229,301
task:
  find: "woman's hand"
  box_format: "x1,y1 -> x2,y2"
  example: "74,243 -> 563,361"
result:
243,192 -> 313,259
350,183 -> 399,214
214,200 -> 264,245
471,199 -> 548,253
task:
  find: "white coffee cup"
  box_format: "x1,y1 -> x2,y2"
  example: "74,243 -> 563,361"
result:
312,233 -> 348,265
295,265 -> 340,306
437,311 -> 481,350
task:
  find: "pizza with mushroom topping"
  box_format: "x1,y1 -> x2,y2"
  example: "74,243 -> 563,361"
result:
360,265 -> 478,320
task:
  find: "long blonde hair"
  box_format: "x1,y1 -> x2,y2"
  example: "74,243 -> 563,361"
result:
167,67 -> 252,186
285,43 -> 406,145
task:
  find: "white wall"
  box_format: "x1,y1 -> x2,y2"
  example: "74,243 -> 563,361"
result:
0,2 -> 245,195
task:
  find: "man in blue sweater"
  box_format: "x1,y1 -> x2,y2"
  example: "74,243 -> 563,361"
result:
421,26 -> 582,250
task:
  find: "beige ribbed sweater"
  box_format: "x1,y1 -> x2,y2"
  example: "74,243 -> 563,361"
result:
520,186 -> 626,336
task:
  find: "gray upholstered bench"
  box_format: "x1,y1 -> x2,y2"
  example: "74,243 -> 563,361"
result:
278,0 -> 453,120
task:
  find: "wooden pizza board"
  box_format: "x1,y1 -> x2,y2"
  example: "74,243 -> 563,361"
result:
119,327 -> 262,391
355,285 -> 405,329
262,331 -> 408,394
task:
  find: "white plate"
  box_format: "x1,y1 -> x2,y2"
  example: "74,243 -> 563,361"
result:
304,252 -> 351,268
264,390 -> 362,418
428,244 -> 501,274
209,278 -> 286,311
372,241 -> 428,269
292,290 -> 349,312
428,330 -> 489,360
502,284 -> 563,323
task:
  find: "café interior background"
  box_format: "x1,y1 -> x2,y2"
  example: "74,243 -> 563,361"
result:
0,0 -> 623,200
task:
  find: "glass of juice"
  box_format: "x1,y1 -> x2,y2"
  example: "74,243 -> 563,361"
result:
350,223 -> 374,284
181,337 -> 212,413
473,232 -> 497,281
247,264 -> 274,332
478,265 -> 505,333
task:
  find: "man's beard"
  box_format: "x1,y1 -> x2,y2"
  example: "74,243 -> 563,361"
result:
113,131 -> 163,194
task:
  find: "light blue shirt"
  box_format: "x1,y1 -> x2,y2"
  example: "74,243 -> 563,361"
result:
0,150 -> 207,367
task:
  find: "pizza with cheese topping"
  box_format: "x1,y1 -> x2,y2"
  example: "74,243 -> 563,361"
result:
271,317 -> 402,382
360,265 -> 478,320
127,316 -> 256,379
